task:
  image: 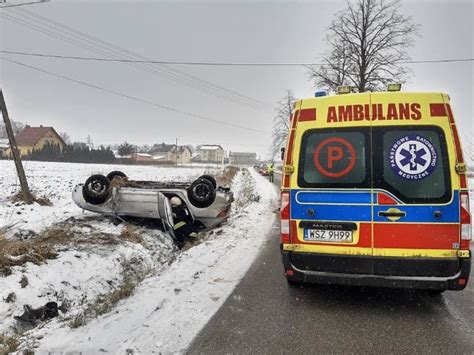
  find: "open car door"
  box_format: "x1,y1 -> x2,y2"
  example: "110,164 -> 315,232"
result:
157,192 -> 176,239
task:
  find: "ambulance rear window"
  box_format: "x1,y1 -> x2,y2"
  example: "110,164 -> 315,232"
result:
298,128 -> 370,188
374,126 -> 451,203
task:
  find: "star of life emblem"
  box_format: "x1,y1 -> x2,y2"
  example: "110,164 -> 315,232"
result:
389,134 -> 438,180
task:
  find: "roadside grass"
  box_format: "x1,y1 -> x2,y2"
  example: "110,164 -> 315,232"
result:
0,333 -> 19,355
9,191 -> 53,207
119,224 -> 143,244
69,268 -> 149,329
0,231 -> 58,277
216,166 -> 239,187
0,220 -> 145,276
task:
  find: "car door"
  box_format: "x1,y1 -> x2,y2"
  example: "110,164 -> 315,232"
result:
157,192 -> 176,239
289,94 -> 374,274
371,124 -> 460,277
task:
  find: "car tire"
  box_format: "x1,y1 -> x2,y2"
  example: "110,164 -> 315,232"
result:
82,174 -> 111,205
198,174 -> 217,189
286,278 -> 303,287
425,289 -> 445,296
187,178 -> 216,208
107,170 -> 127,181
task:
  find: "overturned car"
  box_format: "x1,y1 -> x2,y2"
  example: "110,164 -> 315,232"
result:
72,171 -> 234,237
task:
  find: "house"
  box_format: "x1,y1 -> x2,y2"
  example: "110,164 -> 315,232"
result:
176,145 -> 192,164
0,138 -> 9,158
147,143 -> 192,164
198,145 -> 225,163
132,153 -> 153,162
6,125 -> 66,157
148,143 -> 176,162
230,151 -> 257,166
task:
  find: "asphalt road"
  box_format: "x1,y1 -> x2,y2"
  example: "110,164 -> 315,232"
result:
188,172 -> 474,354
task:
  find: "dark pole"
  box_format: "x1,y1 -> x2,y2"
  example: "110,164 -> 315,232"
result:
0,90 -> 33,204
175,138 -> 178,166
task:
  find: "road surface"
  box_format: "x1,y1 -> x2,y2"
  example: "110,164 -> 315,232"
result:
189,171 -> 474,354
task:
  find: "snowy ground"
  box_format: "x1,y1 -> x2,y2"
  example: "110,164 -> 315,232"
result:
0,160 -> 219,236
0,161 -> 279,353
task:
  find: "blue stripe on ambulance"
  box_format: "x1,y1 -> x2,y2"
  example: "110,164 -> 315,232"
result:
290,190 -> 460,223
291,190 -> 371,221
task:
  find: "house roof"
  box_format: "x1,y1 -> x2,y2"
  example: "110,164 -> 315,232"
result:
230,152 -> 257,157
148,143 -> 176,154
199,145 -> 223,151
15,126 -> 65,147
177,145 -> 191,153
0,138 -> 9,149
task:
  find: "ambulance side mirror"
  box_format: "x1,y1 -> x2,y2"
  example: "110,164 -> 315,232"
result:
280,147 -> 285,160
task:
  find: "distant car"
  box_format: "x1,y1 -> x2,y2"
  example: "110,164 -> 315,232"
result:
256,164 -> 269,176
72,171 -> 234,236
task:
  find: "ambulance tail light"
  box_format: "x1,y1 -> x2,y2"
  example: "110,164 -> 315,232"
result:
280,191 -> 290,244
460,192 -> 471,249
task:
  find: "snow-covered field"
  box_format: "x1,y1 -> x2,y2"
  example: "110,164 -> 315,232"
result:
0,160 -> 220,236
0,161 -> 279,353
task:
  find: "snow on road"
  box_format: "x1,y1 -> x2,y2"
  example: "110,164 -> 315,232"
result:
28,167 -> 278,353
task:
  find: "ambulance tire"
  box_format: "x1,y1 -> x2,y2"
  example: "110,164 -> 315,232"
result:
187,178 -> 216,208
425,289 -> 445,296
286,278 -> 303,287
198,175 -> 217,189
107,170 -> 127,181
82,174 -> 111,205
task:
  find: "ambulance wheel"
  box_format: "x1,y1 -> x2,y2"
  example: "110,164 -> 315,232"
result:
187,178 -> 216,208
286,277 -> 303,287
82,174 -> 111,205
198,175 -> 217,189
425,289 -> 445,296
107,170 -> 127,181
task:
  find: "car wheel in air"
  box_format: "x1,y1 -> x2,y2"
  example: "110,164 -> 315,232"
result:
187,178 -> 216,208
82,174 -> 111,205
107,170 -> 127,181
198,174 -> 217,189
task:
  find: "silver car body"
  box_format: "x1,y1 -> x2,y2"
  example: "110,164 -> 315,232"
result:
72,182 -> 233,230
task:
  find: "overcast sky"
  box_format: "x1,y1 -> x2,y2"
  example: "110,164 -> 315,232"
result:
0,0 -> 472,159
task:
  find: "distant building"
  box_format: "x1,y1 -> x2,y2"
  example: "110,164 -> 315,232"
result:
148,143 -> 177,162
147,143 -> 192,164
0,138 -> 9,158
132,153 -> 153,162
176,146 -> 192,164
198,145 -> 225,163
230,152 -> 257,166
6,125 -> 66,158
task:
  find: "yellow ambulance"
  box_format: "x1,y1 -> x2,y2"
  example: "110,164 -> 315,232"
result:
280,85 -> 471,292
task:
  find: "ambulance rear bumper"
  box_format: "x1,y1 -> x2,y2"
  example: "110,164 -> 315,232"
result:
281,251 -> 471,291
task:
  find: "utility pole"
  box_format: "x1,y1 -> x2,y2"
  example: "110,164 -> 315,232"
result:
175,138 -> 178,166
0,90 -> 33,204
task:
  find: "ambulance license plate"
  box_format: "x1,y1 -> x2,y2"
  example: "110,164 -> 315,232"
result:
303,229 -> 353,242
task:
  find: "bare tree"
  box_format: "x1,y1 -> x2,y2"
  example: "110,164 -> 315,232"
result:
60,132 -> 71,145
0,120 -> 25,139
118,141 -> 136,157
271,90 -> 295,160
309,0 -> 420,92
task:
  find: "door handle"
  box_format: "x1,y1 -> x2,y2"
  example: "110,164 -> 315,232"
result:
378,208 -> 406,221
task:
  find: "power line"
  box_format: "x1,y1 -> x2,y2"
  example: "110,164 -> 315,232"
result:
0,56 -> 270,134
2,8 -> 272,110
0,0 -> 49,9
3,9 -> 269,110
1,49 -> 473,66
